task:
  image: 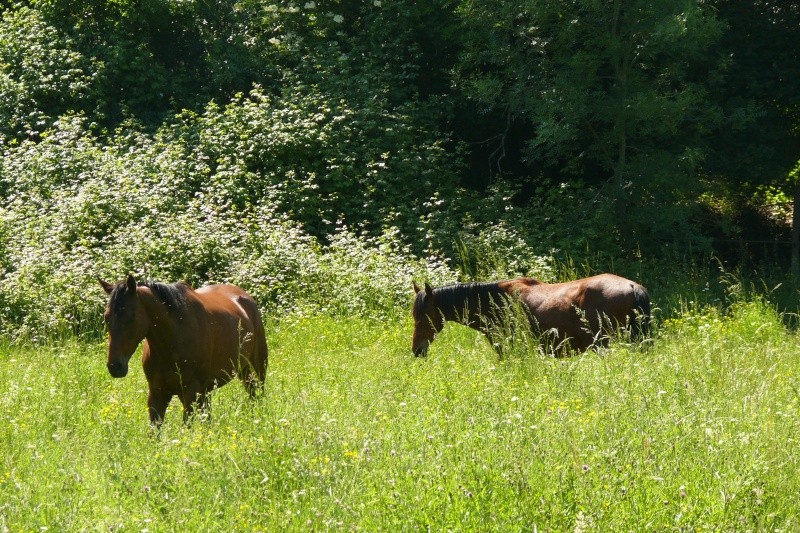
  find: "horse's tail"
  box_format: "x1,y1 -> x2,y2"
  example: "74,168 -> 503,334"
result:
237,295 -> 269,381
631,284 -> 651,340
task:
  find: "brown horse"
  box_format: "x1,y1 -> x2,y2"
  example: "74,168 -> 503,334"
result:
412,274 -> 650,356
99,274 -> 268,426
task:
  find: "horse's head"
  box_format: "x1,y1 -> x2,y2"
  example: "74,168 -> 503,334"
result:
411,282 -> 444,356
99,274 -> 150,378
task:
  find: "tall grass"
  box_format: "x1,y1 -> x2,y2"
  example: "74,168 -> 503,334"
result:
1,298 -> 799,530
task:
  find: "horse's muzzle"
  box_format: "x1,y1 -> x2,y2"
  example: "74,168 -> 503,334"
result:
107,360 -> 129,378
413,345 -> 429,357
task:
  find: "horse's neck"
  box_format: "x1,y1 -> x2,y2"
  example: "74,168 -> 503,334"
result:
438,283 -> 500,327
137,287 -> 180,351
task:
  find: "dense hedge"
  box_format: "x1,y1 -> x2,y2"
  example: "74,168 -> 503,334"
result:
2,0 -> 798,340
0,95 -> 563,340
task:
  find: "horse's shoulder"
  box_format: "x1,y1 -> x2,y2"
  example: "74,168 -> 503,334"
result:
499,278 -> 547,303
172,281 -> 194,294
513,277 -> 543,287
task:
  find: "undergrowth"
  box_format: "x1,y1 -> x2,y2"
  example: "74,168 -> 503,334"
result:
1,298 -> 798,531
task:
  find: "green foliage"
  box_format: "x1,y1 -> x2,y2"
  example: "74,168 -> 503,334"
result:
454,0 -> 735,247
0,6 -> 93,141
0,0 -> 799,340
452,177 -> 624,279
703,0 -> 800,193
2,301 -> 800,530
27,0 -> 275,124
0,107 -> 460,339
186,86 -> 461,240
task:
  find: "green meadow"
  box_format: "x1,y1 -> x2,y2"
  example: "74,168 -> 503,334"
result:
2,1 -> 799,530
2,299 -> 799,531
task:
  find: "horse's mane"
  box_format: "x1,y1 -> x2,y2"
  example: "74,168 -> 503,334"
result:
109,280 -> 192,316
415,281 -> 507,318
145,281 -> 192,312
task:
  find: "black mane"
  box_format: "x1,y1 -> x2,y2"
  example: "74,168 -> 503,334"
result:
415,281 -> 507,320
146,281 -> 191,312
109,280 -> 191,316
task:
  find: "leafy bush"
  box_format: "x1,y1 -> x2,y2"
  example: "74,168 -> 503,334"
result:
5,0 -> 774,344
0,7 -> 94,142
0,109 -> 461,340
448,178 -> 616,280
184,86 -> 462,242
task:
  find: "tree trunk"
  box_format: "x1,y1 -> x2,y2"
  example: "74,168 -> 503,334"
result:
792,178 -> 800,279
609,0 -> 629,229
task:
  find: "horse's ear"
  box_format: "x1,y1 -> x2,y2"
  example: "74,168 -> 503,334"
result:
99,278 -> 114,295
424,282 -> 433,296
413,281 -> 421,294
126,274 -> 137,293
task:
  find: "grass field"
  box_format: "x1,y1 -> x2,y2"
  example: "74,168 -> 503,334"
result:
1,298 -> 799,531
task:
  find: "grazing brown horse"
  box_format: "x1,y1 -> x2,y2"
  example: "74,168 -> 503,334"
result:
99,274 -> 268,426
412,274 -> 650,356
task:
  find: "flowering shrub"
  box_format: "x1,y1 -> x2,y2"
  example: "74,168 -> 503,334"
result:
0,112 -> 462,340
0,7 -> 94,141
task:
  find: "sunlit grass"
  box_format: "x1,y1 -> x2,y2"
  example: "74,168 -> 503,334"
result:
1,301 -> 799,530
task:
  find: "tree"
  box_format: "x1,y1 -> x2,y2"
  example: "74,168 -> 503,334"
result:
456,0 -> 727,248
0,6 -> 94,142
705,0 -> 800,273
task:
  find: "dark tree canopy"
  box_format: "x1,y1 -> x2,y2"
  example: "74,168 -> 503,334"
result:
1,0 -> 800,337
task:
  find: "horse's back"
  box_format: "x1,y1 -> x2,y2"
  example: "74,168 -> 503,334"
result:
196,283 -> 254,301
507,277 -> 581,305
194,284 -> 256,317
194,284 -> 268,382
572,273 -> 646,309
507,274 -> 645,301
515,273 -> 649,333
585,273 -> 644,291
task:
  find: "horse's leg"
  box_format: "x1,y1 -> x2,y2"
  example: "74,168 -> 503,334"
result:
481,329 -> 504,358
179,383 -> 209,424
241,362 -> 264,400
252,332 -> 268,386
254,346 -> 268,386
236,350 -> 266,407
242,373 -> 256,399
148,389 -> 172,427
188,393 -> 210,423
236,297 -> 268,396
239,338 -> 267,400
